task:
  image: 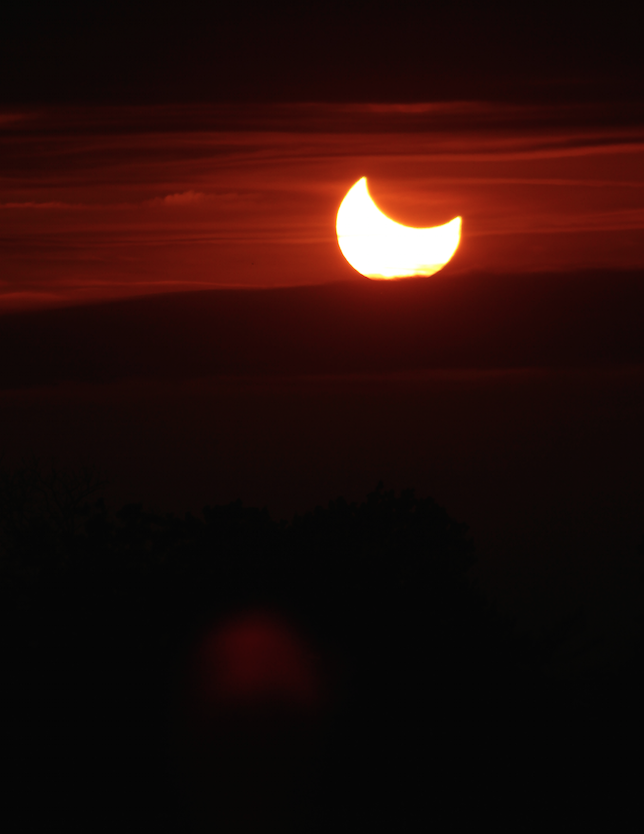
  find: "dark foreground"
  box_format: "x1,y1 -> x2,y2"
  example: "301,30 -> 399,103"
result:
1,468 -> 642,832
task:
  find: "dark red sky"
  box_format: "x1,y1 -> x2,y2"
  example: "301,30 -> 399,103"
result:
1,2 -> 644,671
2,1 -> 643,105
2,101 -> 643,309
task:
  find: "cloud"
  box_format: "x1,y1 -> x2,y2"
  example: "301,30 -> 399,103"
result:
156,190 -> 207,206
1,102 -> 643,311
0,113 -> 31,127
0,201 -> 78,209
0,291 -> 68,311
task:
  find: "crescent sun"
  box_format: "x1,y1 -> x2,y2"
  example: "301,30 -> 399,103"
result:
336,177 -> 461,280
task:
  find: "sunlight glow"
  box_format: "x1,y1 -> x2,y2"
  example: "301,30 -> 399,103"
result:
336,177 -> 461,279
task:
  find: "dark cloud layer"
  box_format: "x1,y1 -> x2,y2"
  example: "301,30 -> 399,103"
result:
1,270 -> 644,388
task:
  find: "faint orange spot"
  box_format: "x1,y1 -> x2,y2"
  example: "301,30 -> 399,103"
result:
190,611 -> 323,715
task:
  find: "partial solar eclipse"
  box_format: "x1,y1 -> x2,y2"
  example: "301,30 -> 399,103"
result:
336,177 -> 461,280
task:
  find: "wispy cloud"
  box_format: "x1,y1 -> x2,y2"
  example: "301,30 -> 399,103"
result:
0,201 -> 80,209
0,112 -> 31,127
148,190 -> 208,206
1,102 -> 643,310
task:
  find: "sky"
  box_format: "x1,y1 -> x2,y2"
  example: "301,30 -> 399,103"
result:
2,2 -> 642,104
2,100 -> 644,309
1,1 -> 644,671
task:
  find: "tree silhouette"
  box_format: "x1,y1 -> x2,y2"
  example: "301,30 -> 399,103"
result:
0,462 -> 637,832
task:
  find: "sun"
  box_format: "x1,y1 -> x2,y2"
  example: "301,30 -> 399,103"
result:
336,177 -> 461,279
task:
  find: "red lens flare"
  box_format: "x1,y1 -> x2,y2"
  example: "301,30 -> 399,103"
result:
187,610 -> 324,720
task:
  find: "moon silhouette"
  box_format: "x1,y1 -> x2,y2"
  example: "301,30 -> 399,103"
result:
336,177 -> 461,280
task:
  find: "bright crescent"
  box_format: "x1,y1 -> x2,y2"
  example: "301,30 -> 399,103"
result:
336,177 -> 461,280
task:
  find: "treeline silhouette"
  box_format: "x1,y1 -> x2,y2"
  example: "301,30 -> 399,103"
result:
0,460 -> 641,832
